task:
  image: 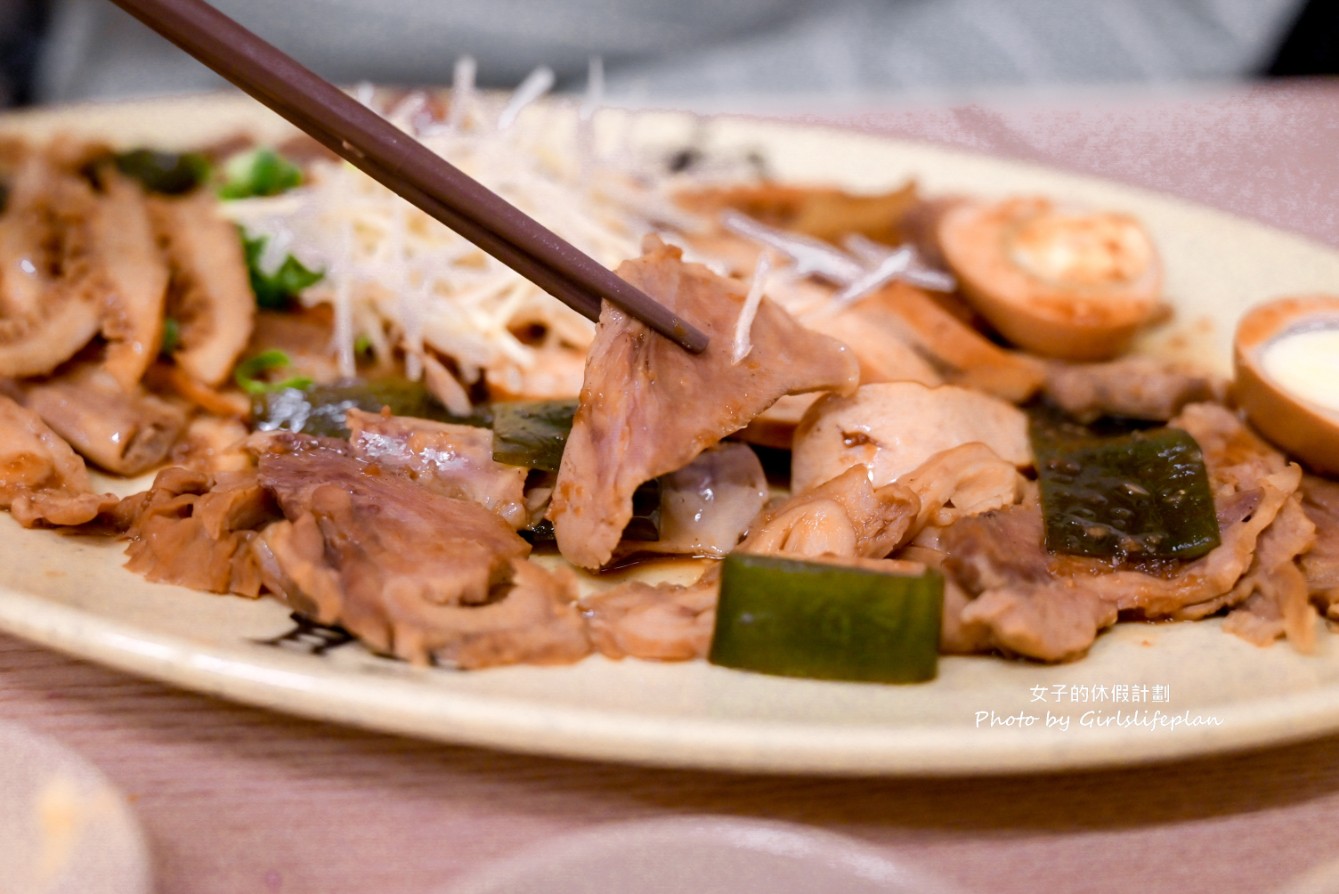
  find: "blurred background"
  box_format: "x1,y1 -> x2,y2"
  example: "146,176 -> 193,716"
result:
0,0 -> 1334,111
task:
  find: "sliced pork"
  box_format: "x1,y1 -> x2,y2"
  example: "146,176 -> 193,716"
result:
421,559 -> 591,669
123,466 -> 274,597
0,154 -> 104,377
21,364 -> 187,476
850,282 -> 1045,403
1300,475 -> 1339,618
1043,356 -> 1224,423
1220,494 -> 1317,650
0,392 -> 91,502
0,393 -> 118,527
251,435 -> 547,663
550,237 -> 858,569
582,571 -> 718,661
94,171 -> 170,388
939,504 -> 1117,662
151,191 -> 255,386
346,409 -> 528,528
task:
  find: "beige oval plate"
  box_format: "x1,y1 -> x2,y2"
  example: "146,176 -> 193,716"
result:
2,94 -> 1339,776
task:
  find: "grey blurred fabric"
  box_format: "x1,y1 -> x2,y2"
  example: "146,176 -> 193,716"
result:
38,0 -> 1301,106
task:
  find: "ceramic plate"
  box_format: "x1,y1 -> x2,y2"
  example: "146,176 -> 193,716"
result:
2,94 -> 1338,776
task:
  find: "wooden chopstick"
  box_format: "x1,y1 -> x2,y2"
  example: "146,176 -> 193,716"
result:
105,0 -> 709,354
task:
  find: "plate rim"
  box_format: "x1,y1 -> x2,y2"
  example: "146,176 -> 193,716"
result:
2,91 -> 1338,777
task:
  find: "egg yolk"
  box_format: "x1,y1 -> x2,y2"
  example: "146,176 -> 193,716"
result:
1260,326 -> 1339,415
1008,212 -> 1152,288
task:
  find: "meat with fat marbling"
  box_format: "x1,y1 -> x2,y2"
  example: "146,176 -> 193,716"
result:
123,466 -> 274,597
1043,356 -> 1224,423
1300,475 -> 1339,618
249,435 -> 586,665
0,154 -> 104,377
93,170 -> 170,389
346,409 -> 529,528
20,363 -> 187,476
150,191 -> 256,387
0,393 -> 118,527
936,403 -> 1310,661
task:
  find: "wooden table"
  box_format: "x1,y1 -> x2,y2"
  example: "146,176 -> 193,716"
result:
4,80 -> 1338,894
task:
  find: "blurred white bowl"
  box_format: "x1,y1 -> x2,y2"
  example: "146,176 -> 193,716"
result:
439,815 -> 960,894
0,721 -> 151,894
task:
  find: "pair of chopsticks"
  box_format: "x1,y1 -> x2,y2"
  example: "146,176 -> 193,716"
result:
106,0 -> 708,354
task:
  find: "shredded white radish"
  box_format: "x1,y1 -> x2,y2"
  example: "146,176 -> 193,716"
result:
447,57 -> 476,131
578,57 -> 604,192
422,353 -> 474,415
219,76 -> 956,390
220,77 -> 679,386
732,251 -> 771,364
721,211 -> 864,283
498,67 -> 555,131
828,246 -> 914,310
843,234 -> 957,294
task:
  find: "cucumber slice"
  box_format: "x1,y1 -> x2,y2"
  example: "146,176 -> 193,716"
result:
491,399 -> 578,472
250,378 -> 486,438
1032,421 -> 1221,561
709,553 -> 942,684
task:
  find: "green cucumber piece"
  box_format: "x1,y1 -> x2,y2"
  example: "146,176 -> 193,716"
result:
250,378 -> 488,438
1032,421 -> 1220,561
709,553 -> 942,684
490,400 -> 578,472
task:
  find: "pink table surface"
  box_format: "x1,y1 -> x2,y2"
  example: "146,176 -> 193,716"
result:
3,79 -> 1339,894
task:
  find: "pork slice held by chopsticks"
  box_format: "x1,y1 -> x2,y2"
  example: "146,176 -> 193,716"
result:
550,236 -> 858,570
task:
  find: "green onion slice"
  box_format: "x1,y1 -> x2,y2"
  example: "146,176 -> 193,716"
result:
112,149 -> 211,195
217,148 -> 303,199
234,350 -> 313,396
240,231 -> 325,311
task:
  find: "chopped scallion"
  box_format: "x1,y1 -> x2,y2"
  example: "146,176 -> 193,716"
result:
217,148 -> 303,199
112,148 -> 211,195
234,350 -> 314,396
240,231 -> 324,311
159,317 -> 181,356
